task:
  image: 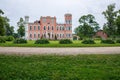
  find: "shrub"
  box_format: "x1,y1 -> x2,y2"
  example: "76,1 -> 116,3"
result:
82,39 -> 95,44
13,38 -> 27,44
101,39 -> 115,44
35,39 -> 49,44
59,39 -> 73,44
116,39 -> 120,43
0,36 -> 6,43
6,36 -> 14,41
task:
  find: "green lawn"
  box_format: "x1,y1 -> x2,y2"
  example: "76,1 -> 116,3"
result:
0,54 -> 120,80
0,40 -> 120,47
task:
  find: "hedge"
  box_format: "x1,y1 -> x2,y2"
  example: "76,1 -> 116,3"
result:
13,38 -> 27,44
82,39 -> 95,44
59,39 -> 73,44
35,39 -> 49,44
101,39 -> 115,44
0,36 -> 6,43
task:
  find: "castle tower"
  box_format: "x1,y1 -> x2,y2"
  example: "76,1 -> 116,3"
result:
25,16 -> 29,23
24,16 -> 29,40
65,13 -> 72,25
64,13 -> 72,39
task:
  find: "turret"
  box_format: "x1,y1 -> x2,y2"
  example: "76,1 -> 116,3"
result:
24,16 -> 29,40
64,13 -> 72,24
25,16 -> 29,23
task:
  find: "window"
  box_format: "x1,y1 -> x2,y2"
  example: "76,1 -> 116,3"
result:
69,34 -> 71,37
44,26 -> 46,30
62,27 -> 64,30
60,26 -> 62,30
60,34 -> 61,38
57,26 -> 59,30
52,34 -> 54,38
66,27 -> 69,30
51,18 -> 54,23
52,26 -> 54,30
38,26 -> 40,30
48,26 -> 50,30
57,34 -> 59,37
34,34 -> 36,38
34,26 -> 36,30
38,34 -> 40,38
30,34 -> 32,38
69,20 -> 71,24
44,34 -> 46,38
30,26 -> 32,30
43,18 -> 46,22
70,20 -> 71,24
66,34 -> 70,38
69,27 -> 71,30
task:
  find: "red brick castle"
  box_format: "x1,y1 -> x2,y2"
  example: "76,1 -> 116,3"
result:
24,13 -> 72,40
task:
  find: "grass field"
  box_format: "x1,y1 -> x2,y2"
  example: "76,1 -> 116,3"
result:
0,40 -> 120,47
0,54 -> 120,80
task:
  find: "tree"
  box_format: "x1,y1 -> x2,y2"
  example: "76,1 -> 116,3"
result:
5,25 -> 14,36
0,9 -> 5,36
17,18 -> 25,38
4,17 -> 14,36
115,15 -> 120,37
0,9 -> 14,36
13,33 -> 19,39
102,3 -> 119,37
74,14 -> 99,39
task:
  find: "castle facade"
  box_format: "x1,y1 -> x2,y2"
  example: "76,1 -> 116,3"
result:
24,13 -> 72,40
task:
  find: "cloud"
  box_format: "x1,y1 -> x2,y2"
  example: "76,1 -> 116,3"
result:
0,0 -> 120,32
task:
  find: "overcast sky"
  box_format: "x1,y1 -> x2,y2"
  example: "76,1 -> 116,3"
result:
0,0 -> 120,32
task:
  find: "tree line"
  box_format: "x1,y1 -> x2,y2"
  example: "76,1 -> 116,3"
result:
0,9 -> 25,38
0,3 -> 120,40
75,3 -> 120,39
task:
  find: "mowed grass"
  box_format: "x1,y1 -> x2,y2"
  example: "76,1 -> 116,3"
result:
0,54 -> 120,80
0,40 -> 120,47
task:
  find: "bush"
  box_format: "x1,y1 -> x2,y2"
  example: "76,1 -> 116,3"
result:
82,39 -> 95,44
6,36 -> 14,41
13,38 -> 27,44
101,39 -> 115,44
116,39 -> 120,43
59,39 -> 73,44
35,39 -> 49,44
0,36 -> 6,43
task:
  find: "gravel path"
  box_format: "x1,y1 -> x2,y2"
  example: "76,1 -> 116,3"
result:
0,47 -> 120,55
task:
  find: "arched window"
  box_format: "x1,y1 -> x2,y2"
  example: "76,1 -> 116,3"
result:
62,27 -> 64,30
60,26 -> 62,30
57,34 -> 59,37
34,34 -> 36,38
69,34 -> 71,37
57,26 -> 59,30
38,34 -> 40,38
44,34 -> 46,38
63,34 -> 64,37
52,34 -> 54,38
52,26 -> 54,30
69,27 -> 71,30
38,26 -> 40,30
60,34 -> 61,38
44,26 -> 46,30
48,26 -> 50,30
30,26 -> 32,30
34,26 -> 36,30
30,34 -> 32,38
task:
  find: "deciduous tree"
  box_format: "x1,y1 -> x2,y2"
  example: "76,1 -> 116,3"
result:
17,18 -> 25,38
75,14 -> 99,39
102,3 -> 119,37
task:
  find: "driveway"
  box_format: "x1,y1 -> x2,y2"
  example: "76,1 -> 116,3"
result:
0,47 -> 120,55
